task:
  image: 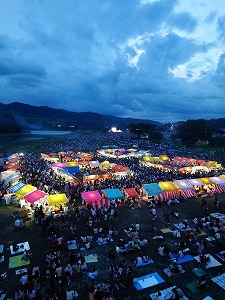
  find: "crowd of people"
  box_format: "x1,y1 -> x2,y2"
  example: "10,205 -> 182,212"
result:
0,131 -> 225,299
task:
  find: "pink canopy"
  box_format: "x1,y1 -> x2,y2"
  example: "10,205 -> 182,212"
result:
52,163 -> 67,168
81,191 -> 102,203
24,190 -> 47,204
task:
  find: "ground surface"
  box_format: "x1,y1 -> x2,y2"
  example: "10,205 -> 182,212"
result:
0,194 -> 225,300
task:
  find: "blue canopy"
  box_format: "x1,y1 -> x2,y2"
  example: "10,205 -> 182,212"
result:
7,182 -> 26,193
142,183 -> 163,196
63,166 -> 80,174
104,188 -> 123,200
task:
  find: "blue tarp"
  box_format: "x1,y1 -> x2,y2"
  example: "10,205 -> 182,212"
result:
63,166 -> 80,174
7,182 -> 26,193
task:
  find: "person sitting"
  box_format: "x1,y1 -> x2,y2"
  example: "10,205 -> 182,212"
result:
142,255 -> 149,262
158,245 -> 164,256
93,227 -> 99,234
196,275 -> 206,289
0,272 -> 7,283
199,254 -> 210,266
81,236 -> 87,243
156,291 -> 165,300
171,229 -> 181,238
135,256 -> 142,266
138,239 -> 148,247
15,218 -> 24,229
97,236 -> 104,245
22,249 -> 32,261
85,241 -> 91,249
88,268 -> 98,280
181,220 -> 188,229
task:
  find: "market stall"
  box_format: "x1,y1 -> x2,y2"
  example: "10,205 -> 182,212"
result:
47,193 -> 68,215
158,181 -> 180,201
142,183 -> 163,200
81,190 -> 105,209
103,188 -> 123,201
173,179 -> 196,199
124,188 -> 139,199
209,177 -> 225,193
16,185 -> 37,199
186,178 -> 204,196
198,177 -> 215,194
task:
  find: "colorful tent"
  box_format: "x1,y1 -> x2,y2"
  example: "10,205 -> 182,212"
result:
209,177 -> 225,193
89,161 -> 100,168
7,182 -> 26,193
104,188 -> 123,200
142,183 -> 163,197
64,166 -> 80,174
52,163 -> 67,168
158,181 -> 180,200
198,178 -> 214,185
124,188 -> 139,199
187,179 -> 204,186
48,194 -> 68,206
3,172 -> 20,186
24,190 -> 47,204
113,165 -> 129,172
16,185 -> 37,198
81,190 -> 108,209
173,179 -> 196,198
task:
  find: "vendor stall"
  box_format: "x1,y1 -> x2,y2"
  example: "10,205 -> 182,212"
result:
158,181 -> 180,201
173,179 -> 196,199
198,177 -> 215,194
47,193 -> 68,215
142,183 -> 163,200
24,190 -> 47,205
16,185 -> 37,198
124,188 -> 139,199
81,190 -> 107,209
209,177 -> 225,193
104,188 -> 123,201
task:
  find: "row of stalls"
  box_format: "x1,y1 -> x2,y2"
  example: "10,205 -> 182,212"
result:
5,182 -> 68,216
80,175 -> 225,208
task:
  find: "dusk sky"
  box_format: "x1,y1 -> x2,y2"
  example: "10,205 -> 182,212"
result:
0,0 -> 225,123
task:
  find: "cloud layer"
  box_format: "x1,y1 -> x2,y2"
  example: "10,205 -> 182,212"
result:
0,0 -> 225,123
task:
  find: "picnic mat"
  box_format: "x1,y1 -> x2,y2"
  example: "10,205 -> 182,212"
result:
194,254 -> 222,269
150,286 -> 189,300
134,258 -> 153,267
174,223 -> 192,231
85,254 -> 98,263
15,268 -> 27,275
133,272 -> 164,290
163,267 -> 185,277
186,281 -> 199,293
169,253 -> 194,264
212,273 -> 225,290
192,268 -> 205,277
10,242 -> 30,255
160,228 -> 172,233
9,254 -> 30,269
197,231 -> 206,237
216,251 -> 225,261
67,240 -> 77,250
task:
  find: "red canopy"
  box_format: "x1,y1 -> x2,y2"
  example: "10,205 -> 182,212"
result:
124,188 -> 139,199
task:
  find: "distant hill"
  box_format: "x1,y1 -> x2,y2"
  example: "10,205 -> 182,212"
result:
0,102 -> 162,133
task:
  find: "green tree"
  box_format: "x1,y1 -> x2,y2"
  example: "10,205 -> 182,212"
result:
176,119 -> 212,146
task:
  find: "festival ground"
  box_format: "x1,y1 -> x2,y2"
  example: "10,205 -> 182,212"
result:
0,193 -> 225,299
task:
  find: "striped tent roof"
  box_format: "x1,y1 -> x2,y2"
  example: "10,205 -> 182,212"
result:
7,182 -> 26,193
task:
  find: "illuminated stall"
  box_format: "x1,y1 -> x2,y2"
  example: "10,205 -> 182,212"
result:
158,181 -> 180,201
173,179 -> 196,199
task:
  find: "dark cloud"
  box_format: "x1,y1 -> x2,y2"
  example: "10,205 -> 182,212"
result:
0,0 -> 224,122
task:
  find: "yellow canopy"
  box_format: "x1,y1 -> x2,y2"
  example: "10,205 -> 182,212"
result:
65,162 -> 78,167
220,175 -> 225,180
16,185 -> 37,198
159,155 -> 169,161
159,181 -> 180,191
144,156 -> 161,163
198,178 -> 214,185
101,160 -> 110,166
48,194 -> 68,206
